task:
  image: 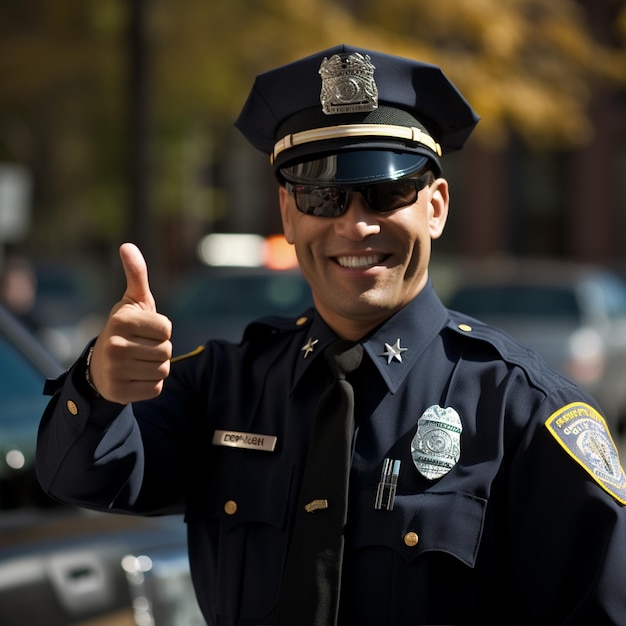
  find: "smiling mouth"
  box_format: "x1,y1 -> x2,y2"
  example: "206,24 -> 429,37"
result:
336,254 -> 386,269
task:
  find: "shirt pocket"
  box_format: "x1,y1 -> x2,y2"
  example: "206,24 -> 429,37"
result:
346,487 -> 487,567
185,450 -> 294,622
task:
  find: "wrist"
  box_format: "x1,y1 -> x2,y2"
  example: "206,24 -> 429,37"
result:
85,345 -> 101,398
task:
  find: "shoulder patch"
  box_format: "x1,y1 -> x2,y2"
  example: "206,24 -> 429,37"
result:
171,345 -> 205,363
545,402 -> 626,505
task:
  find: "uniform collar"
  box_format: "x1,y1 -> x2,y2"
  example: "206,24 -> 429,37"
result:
291,315 -> 342,392
291,279 -> 448,394
362,280 -> 448,393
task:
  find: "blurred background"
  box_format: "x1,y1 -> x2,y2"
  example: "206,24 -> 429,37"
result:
2,0 -> 626,360
1,1 -> 626,624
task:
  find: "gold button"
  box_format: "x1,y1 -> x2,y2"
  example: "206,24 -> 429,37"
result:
296,316 -> 309,326
224,500 -> 238,515
458,323 -> 472,332
66,400 -> 79,416
404,531 -> 419,547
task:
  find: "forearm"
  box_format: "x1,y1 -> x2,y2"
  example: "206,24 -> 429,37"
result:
36,352 -> 146,511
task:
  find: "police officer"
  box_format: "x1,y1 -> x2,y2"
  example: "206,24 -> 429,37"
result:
36,44 -> 626,625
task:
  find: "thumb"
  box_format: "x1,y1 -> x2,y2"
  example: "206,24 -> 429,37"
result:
119,242 -> 156,311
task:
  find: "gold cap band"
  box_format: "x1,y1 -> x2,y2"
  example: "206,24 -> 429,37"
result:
271,123 -> 442,165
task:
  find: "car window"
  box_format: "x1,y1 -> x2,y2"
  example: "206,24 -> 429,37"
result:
449,285 -> 582,322
0,335 -> 46,399
595,274 -> 626,319
170,274 -> 312,319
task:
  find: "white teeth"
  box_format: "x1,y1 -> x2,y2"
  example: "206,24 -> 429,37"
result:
336,255 -> 382,268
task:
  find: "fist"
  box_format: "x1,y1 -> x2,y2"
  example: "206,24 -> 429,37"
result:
89,243 -> 173,404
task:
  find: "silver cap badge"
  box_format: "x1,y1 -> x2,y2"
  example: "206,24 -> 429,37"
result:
411,405 -> 462,480
319,53 -> 378,115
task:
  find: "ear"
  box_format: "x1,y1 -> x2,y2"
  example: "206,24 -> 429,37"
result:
427,178 -> 449,240
278,186 -> 295,244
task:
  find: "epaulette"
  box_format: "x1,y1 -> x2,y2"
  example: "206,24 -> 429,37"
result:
43,370 -> 70,396
445,309 -> 576,396
445,310 -> 551,382
242,309 -> 315,342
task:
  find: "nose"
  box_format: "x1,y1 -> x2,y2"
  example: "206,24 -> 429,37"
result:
333,192 -> 381,239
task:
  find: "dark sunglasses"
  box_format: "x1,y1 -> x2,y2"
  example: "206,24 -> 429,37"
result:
285,172 -> 434,217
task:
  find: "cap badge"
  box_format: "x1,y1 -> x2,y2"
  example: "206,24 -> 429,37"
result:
411,405 -> 462,480
319,52 -> 378,115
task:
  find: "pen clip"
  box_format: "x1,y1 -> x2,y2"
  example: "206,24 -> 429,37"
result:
375,458 -> 401,511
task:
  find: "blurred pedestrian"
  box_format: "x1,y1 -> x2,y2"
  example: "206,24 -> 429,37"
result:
0,255 -> 39,332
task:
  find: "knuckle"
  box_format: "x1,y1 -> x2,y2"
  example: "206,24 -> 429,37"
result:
107,336 -> 130,358
159,360 -> 171,378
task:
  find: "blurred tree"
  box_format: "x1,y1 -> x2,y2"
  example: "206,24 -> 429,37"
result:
148,0 -> 626,147
351,0 -> 626,148
0,1 -> 128,259
0,0 -> 624,262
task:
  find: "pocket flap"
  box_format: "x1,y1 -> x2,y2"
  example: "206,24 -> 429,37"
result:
347,488 -> 486,567
186,449 -> 293,532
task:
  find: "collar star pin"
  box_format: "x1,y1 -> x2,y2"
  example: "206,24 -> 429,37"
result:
301,337 -> 319,358
381,338 -> 407,364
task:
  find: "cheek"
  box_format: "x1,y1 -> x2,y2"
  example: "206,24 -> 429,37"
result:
395,218 -> 431,275
284,217 -> 322,267
395,210 -> 428,250
283,225 -> 295,245
405,240 -> 429,276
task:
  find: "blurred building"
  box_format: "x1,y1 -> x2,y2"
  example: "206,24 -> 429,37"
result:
211,1 -> 626,271
436,0 -> 626,265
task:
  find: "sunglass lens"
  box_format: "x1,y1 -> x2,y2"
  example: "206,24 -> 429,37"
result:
367,179 -> 419,212
295,186 -> 346,217
290,175 -> 428,216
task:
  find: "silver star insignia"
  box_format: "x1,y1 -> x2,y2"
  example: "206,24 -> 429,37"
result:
301,337 -> 319,358
381,338 -> 408,364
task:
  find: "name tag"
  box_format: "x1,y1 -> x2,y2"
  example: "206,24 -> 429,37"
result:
212,429 -> 277,452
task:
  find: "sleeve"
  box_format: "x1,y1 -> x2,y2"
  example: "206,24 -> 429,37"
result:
35,344 -> 204,516
506,387 -> 626,623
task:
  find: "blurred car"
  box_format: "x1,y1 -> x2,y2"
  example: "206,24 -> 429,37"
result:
33,263 -> 109,367
1,258 -> 108,367
0,303 -> 203,625
446,259 -> 626,432
162,266 -> 314,354
0,509 -> 203,626
0,302 -> 64,507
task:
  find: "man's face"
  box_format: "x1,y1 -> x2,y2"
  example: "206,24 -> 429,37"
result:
279,173 -> 449,339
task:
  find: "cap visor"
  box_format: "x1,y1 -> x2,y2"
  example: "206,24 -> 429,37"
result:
280,150 -> 432,185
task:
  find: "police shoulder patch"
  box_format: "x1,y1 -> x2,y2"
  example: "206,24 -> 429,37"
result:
545,402 -> 626,505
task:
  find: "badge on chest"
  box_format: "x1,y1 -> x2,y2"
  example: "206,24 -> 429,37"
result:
411,405 -> 462,480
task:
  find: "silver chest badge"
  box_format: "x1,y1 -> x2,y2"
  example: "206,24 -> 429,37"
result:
411,405 -> 462,480
319,52 -> 378,115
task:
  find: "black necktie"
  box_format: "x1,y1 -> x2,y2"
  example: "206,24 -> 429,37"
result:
277,340 -> 364,626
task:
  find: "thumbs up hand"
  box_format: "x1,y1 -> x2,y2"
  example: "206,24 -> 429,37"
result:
88,243 -> 172,404
119,241 -> 158,312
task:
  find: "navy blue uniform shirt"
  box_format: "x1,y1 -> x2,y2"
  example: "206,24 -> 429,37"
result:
36,281 -> 626,625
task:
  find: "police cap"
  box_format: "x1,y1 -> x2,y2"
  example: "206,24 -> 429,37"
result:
235,44 -> 479,184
